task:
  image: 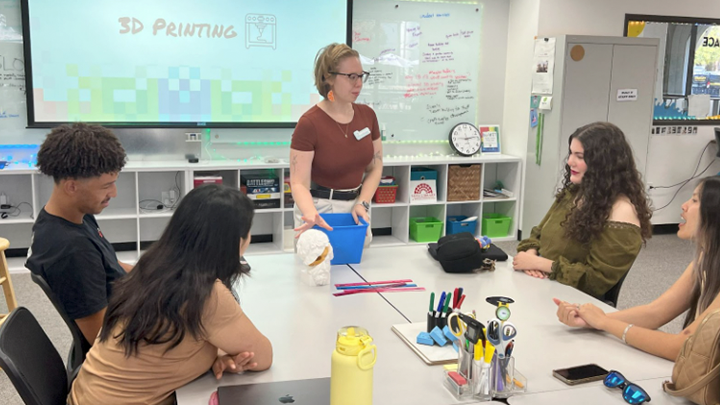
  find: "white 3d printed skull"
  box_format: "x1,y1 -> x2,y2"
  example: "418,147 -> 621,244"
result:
296,229 -> 334,286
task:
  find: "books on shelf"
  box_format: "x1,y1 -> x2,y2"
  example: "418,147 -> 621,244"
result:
483,189 -> 514,199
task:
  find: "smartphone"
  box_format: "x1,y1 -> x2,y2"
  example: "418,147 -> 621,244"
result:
552,364 -> 608,385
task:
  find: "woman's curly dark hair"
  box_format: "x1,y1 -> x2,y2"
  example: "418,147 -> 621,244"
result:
36,123 -> 126,182
558,122 -> 653,244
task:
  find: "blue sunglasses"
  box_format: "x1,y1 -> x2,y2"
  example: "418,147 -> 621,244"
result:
604,370 -> 651,404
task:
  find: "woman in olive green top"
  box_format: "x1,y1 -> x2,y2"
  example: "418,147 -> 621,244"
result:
513,122 -> 653,299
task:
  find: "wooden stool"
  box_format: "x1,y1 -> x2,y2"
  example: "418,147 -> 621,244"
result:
0,238 -> 18,326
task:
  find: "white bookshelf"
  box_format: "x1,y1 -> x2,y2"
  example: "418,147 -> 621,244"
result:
0,155 -> 522,271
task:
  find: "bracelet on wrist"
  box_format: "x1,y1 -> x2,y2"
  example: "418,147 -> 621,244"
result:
622,323 -> 634,345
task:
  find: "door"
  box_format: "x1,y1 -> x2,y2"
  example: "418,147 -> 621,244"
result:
607,44 -> 658,177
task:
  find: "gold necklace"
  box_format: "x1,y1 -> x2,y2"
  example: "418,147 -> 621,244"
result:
335,120 -> 350,138
326,103 -> 353,138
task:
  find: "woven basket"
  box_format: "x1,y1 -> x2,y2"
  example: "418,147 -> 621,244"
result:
447,164 -> 481,201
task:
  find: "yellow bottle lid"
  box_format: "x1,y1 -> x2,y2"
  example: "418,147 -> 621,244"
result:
336,326 -> 373,356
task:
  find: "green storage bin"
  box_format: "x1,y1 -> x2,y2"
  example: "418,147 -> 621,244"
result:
482,213 -> 512,238
410,217 -> 443,242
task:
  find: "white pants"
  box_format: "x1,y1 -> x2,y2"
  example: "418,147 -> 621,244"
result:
294,197 -> 373,247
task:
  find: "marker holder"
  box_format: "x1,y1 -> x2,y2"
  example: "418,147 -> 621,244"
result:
489,356 -> 527,399
457,338 -> 471,380
443,336 -> 477,400
445,349 -> 527,401
472,360 -> 493,401
426,311 -> 449,332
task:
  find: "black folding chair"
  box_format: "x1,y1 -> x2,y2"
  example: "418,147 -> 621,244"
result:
31,272 -> 91,376
602,272 -> 629,308
0,307 -> 69,405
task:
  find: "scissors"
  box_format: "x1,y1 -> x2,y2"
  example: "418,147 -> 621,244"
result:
447,310 -> 475,339
487,320 -> 517,358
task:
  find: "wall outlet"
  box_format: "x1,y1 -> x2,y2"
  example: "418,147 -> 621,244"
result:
161,191 -> 170,206
0,192 -> 7,206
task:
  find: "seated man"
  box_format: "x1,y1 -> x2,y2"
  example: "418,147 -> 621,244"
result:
26,123 -> 131,345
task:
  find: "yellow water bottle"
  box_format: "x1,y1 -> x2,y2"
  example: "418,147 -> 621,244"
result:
330,326 -> 377,405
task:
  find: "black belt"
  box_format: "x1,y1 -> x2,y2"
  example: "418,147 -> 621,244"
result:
310,185 -> 361,201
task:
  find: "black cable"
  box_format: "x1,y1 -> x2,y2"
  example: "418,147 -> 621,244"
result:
138,171 -> 182,212
650,141 -> 713,190
138,199 -> 166,211
8,202 -> 34,218
652,141 -> 718,212
171,171 -> 182,208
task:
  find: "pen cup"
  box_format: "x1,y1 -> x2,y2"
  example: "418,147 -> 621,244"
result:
427,312 -> 438,332
457,340 -> 472,380
491,356 -> 518,399
472,361 -> 492,401
438,313 -> 448,329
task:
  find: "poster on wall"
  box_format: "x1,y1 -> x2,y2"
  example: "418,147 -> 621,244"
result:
480,125 -> 501,154
531,38 -> 556,94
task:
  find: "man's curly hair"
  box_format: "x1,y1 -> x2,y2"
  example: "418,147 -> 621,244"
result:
558,122 -> 653,244
36,123 -> 127,182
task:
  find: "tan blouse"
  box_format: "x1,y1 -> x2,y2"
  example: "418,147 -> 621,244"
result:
517,190 -> 643,298
68,280 -> 244,405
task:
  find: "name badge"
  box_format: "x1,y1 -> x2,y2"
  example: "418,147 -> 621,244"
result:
354,127 -> 371,140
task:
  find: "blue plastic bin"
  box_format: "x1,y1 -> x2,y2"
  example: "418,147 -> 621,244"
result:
411,167 -> 438,181
313,213 -> 369,265
446,215 -> 478,235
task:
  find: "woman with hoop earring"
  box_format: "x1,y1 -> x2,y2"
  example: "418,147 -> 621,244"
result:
290,43 -> 383,246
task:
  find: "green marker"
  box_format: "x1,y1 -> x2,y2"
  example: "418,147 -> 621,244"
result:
443,292 -> 452,316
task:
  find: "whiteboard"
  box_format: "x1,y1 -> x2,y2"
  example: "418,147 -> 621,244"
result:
0,41 -> 27,132
353,1 -> 483,141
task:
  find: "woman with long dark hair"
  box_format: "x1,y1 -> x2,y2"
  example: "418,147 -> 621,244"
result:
68,184 -> 273,405
554,176 -> 720,360
513,122 -> 653,299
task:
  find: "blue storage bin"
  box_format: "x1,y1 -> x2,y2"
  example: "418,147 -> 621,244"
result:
313,213 -> 369,265
446,215 -> 478,235
411,167 -> 438,181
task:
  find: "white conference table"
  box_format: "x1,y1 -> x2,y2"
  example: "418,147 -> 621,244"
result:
507,377 -> 692,405
176,252 -> 488,405
347,245 -> 676,397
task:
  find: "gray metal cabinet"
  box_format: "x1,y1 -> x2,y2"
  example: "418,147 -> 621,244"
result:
522,35 -> 659,238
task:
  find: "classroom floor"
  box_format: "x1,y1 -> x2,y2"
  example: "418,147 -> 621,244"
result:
0,233 -> 693,404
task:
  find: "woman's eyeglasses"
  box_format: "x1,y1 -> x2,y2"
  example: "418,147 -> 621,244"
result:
604,370 -> 651,404
329,71 -> 371,83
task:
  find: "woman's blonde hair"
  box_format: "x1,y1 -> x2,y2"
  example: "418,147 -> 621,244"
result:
314,43 -> 359,98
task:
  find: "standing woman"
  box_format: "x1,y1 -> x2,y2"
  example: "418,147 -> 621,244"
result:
290,43 -> 383,244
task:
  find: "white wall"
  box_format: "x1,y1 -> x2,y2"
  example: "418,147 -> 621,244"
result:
647,126 -> 720,224
502,0 -> 540,232
510,0 -> 720,227
537,0 -> 720,37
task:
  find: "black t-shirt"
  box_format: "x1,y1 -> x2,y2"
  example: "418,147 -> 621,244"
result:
26,209 -> 127,320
